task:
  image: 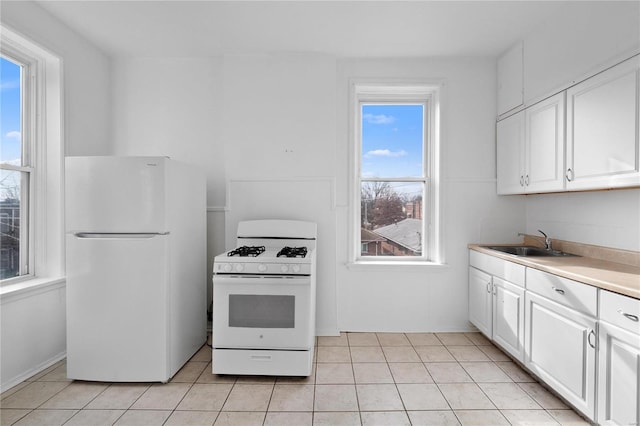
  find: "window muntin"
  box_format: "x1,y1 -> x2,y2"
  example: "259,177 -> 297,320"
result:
1,54 -> 32,281
353,84 -> 439,263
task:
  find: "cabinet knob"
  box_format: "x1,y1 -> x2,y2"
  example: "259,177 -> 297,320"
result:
587,329 -> 596,349
520,176 -> 524,187
525,175 -> 529,186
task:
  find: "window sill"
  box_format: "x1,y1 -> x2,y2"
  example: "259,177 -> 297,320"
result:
346,260 -> 449,272
0,277 -> 66,302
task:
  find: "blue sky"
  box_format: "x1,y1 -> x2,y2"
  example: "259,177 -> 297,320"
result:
361,104 -> 423,179
1,57 -> 22,166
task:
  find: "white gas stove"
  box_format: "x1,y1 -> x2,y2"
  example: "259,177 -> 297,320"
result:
212,219 -> 317,376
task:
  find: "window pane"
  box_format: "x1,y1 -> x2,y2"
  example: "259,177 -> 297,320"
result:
0,57 -> 22,166
360,181 -> 423,257
0,170 -> 25,279
361,104 -> 424,178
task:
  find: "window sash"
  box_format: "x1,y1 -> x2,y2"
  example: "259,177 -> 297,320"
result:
356,100 -> 430,261
1,50 -> 36,283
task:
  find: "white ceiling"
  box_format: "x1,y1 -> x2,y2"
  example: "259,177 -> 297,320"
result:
34,1 -> 594,58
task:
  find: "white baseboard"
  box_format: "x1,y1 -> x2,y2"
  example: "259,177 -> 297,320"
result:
1,351 -> 66,394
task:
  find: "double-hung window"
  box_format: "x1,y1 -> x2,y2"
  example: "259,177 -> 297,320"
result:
1,25 -> 63,287
1,51 -> 33,280
352,83 -> 441,264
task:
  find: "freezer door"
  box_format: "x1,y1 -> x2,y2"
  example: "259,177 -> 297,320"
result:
65,156 -> 167,233
66,233 -> 170,382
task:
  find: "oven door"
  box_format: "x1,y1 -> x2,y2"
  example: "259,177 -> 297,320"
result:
212,275 -> 313,350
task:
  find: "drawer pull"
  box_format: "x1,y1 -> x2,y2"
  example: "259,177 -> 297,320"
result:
250,355 -> 272,361
618,309 -> 639,322
552,287 -> 565,295
587,329 -> 596,349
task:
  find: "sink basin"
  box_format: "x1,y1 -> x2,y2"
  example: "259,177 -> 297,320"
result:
483,245 -> 577,257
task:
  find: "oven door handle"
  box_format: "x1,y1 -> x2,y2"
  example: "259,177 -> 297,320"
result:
213,275 -> 311,286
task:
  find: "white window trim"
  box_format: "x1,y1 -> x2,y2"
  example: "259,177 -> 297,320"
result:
0,25 -> 64,295
348,80 -> 443,267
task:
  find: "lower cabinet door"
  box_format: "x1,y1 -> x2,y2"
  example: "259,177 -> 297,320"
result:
493,277 -> 525,362
524,292 -> 596,420
469,267 -> 492,338
598,321 -> 640,426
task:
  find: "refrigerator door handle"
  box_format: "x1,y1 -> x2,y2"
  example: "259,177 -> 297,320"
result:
74,232 -> 170,239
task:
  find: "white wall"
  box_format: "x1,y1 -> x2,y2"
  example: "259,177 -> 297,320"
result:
0,1 -> 111,391
519,2 -> 640,251
526,190 -> 640,252
522,1 -> 640,103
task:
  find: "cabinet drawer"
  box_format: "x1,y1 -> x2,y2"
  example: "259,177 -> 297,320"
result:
526,268 -> 597,317
469,250 -> 525,287
600,290 -> 640,334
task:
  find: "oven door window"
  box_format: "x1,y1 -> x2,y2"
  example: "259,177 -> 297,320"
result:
229,294 -> 295,328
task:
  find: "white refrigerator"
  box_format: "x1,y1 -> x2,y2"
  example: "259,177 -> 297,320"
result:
65,156 -> 206,382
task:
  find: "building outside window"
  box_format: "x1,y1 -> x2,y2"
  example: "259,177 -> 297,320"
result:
352,83 -> 441,264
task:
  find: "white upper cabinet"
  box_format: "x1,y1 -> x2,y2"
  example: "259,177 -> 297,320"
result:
497,42 -> 524,116
497,111 -> 525,194
497,92 -> 565,194
566,56 -> 640,190
525,93 -> 566,193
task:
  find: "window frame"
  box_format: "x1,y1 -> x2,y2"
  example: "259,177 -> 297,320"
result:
349,81 -> 442,266
0,25 -> 64,289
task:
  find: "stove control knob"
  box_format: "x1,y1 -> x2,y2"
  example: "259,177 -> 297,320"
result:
280,264 -> 289,273
291,264 -> 301,273
234,264 -> 244,273
223,263 -> 232,273
257,264 -> 267,273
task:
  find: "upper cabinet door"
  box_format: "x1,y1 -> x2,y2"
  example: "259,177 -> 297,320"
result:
497,42 -> 524,116
566,56 -> 640,190
525,92 -> 566,193
497,111 -> 525,195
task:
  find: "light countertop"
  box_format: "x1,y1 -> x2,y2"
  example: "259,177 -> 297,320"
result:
469,244 -> 640,300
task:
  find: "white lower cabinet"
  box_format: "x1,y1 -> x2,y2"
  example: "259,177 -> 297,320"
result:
597,290 -> 640,426
469,266 -> 492,338
469,249 -> 640,423
468,251 -> 525,362
493,277 -> 525,362
524,291 -> 597,419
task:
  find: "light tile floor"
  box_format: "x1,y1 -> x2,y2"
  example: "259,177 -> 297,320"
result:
0,332 -> 592,425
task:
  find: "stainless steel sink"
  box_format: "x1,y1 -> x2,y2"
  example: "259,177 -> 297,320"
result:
483,245 -> 577,257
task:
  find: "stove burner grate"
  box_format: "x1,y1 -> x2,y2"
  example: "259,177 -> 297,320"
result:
227,246 -> 266,257
277,246 -> 308,258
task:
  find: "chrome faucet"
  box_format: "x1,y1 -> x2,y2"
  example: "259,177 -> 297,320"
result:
538,229 -> 552,250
